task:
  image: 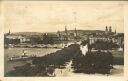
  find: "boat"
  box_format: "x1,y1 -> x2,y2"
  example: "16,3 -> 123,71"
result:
8,55 -> 21,61
7,50 -> 36,61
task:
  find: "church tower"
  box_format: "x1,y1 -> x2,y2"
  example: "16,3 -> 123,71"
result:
105,26 -> 108,32
57,30 -> 61,37
65,25 -> 69,41
8,29 -> 11,35
65,25 -> 68,36
115,29 -> 116,34
109,26 -> 112,32
105,26 -> 108,34
74,27 -> 77,36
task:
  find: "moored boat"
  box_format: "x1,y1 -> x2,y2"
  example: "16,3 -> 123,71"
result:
7,50 -> 36,61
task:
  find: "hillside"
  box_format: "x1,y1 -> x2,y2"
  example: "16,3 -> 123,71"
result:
5,30 -> 106,36
59,30 -> 105,34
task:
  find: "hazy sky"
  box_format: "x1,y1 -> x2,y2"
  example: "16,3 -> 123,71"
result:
3,1 -> 124,33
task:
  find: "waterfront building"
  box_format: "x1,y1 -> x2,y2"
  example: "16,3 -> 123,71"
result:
20,37 -> 31,43
42,33 -> 61,44
4,30 -> 31,44
112,33 -> 124,46
88,26 -> 124,50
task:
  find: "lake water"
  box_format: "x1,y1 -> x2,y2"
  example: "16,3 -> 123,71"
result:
4,48 -> 60,74
4,47 -> 124,76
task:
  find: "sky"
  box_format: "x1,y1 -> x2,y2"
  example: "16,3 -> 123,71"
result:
3,1 -> 124,33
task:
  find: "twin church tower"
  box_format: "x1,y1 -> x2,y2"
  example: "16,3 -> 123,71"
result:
105,26 -> 116,34
105,26 -> 112,33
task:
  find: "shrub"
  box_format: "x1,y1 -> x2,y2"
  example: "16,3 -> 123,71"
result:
91,40 -> 119,50
72,51 -> 113,74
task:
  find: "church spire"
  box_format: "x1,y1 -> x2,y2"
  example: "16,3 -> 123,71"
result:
73,11 -> 77,37
115,29 -> 116,34
65,25 -> 69,41
75,27 -> 77,36
105,26 -> 108,35
109,26 -> 112,32
65,25 -> 68,36
105,26 -> 108,32
9,29 -> 11,35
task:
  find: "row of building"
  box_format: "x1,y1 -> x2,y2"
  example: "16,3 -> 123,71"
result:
4,26 -> 78,45
88,26 -> 124,49
4,26 -> 124,48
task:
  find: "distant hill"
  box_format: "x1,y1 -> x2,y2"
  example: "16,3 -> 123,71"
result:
8,32 -> 44,36
60,30 -> 105,34
5,30 -> 105,36
6,32 -> 56,36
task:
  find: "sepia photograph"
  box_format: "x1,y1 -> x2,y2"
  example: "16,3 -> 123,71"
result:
3,1 -> 124,77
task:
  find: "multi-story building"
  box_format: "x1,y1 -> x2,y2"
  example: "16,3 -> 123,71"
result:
87,27 -> 124,50
4,30 -> 31,45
